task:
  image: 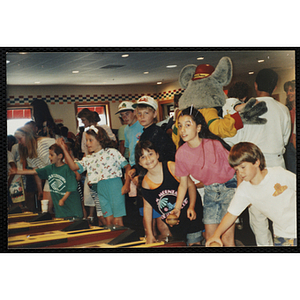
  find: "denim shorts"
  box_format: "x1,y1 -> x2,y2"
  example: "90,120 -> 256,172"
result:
274,236 -> 297,247
203,175 -> 237,224
186,230 -> 204,245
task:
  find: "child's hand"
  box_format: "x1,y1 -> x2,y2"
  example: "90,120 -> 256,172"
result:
121,183 -> 130,195
170,207 -> 181,219
128,169 -> 136,179
132,175 -> 139,186
205,236 -> 223,247
58,199 -> 65,206
9,168 -> 17,176
38,192 -> 43,201
56,137 -> 67,149
146,234 -> 157,244
187,208 -> 196,221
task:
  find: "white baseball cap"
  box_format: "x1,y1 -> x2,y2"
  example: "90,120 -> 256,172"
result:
132,96 -> 158,111
115,101 -> 135,114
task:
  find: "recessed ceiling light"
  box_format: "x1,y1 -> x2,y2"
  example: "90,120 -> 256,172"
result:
19,52 -> 27,55
72,70 -> 79,74
248,71 -> 254,75
258,59 -> 264,63
197,57 -> 204,60
157,81 -> 162,85
34,81 -> 40,84
6,60 -> 10,64
166,65 -> 177,68
144,71 -> 149,74
122,54 -> 129,58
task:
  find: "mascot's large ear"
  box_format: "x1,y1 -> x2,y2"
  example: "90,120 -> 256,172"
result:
211,57 -> 232,87
179,64 -> 197,89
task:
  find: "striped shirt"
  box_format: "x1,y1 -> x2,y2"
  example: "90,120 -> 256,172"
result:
27,137 -> 56,169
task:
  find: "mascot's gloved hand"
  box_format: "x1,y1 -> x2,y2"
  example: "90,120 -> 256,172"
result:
239,98 -> 268,125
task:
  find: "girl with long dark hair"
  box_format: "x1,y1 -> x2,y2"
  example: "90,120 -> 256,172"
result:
174,106 -> 237,246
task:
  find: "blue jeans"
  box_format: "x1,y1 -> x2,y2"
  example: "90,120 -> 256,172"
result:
203,175 -> 237,224
284,142 -> 296,174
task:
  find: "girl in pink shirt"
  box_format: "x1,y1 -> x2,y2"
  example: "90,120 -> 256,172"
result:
174,106 -> 237,246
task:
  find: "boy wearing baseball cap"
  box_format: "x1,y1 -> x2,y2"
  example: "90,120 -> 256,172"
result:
133,96 -> 176,162
116,101 -> 143,168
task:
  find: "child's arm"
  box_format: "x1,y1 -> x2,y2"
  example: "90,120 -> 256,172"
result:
34,174 -> 44,200
172,175 -> 189,218
234,103 -> 246,112
169,161 -> 196,220
119,140 -> 125,156
56,138 -> 79,171
143,198 -> 157,244
195,181 -> 204,189
9,168 -> 44,200
186,176 -> 197,221
9,167 -> 37,176
74,171 -> 81,182
58,191 -> 71,206
235,99 -> 260,112
121,164 -> 131,195
8,162 -> 17,187
205,212 -> 238,246
292,132 -> 296,149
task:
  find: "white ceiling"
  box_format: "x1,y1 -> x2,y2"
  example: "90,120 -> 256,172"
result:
6,49 -> 296,86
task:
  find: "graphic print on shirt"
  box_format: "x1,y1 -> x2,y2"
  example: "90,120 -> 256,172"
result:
48,174 -> 66,195
273,183 -> 288,197
136,132 -> 141,141
156,189 -> 188,220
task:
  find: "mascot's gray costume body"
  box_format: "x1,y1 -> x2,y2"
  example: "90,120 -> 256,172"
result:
172,56 -> 267,148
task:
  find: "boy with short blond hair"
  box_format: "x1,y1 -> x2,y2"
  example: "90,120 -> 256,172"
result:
133,96 -> 176,162
206,142 -> 296,247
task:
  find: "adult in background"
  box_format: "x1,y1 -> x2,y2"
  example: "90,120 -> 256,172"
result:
14,125 -> 56,213
78,108 -> 117,152
31,99 -> 60,138
224,69 -> 291,246
283,80 -> 296,174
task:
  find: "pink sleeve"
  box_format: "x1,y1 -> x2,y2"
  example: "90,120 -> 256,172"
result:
175,148 -> 189,178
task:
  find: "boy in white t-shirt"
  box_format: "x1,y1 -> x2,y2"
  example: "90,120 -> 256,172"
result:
206,142 -> 296,247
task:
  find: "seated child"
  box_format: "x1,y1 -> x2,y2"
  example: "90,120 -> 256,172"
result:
135,140 -> 204,246
206,142 -> 296,247
9,144 -> 83,219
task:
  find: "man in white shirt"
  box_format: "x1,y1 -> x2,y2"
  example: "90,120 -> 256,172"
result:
224,68 -> 291,246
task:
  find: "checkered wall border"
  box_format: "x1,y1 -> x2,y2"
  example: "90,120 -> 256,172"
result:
7,89 -> 183,105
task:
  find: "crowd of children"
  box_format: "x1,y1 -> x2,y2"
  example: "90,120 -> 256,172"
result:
8,68 -> 297,247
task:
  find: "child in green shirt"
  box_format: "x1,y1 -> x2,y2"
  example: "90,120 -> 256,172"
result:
9,144 -> 83,219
